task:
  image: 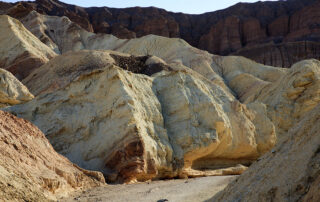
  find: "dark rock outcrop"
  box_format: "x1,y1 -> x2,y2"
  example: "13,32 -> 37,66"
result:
110,54 -> 172,76
1,0 -> 319,67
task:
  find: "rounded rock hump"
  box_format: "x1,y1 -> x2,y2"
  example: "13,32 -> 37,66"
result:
0,68 -> 33,107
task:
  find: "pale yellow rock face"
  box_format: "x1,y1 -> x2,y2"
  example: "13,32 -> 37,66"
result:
254,59 -> 320,139
20,11 -> 228,92
22,50 -> 117,95
215,57 -> 320,141
9,11 -> 320,185
214,55 -> 287,103
0,15 -> 56,79
21,11 -> 91,54
0,68 -> 33,107
219,57 -> 320,139
8,50 -> 276,182
211,104 -> 320,202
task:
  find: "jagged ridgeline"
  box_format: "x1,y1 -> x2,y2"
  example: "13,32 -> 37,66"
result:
1,0 -> 320,67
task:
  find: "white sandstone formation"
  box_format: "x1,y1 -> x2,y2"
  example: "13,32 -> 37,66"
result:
8,50 -> 276,182
4,12 -> 319,184
20,11 -> 228,91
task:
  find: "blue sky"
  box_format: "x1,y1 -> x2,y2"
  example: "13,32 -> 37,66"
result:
3,0 -> 277,14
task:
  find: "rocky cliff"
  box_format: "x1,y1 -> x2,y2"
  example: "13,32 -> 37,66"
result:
0,2 -> 319,200
7,11 -> 280,90
1,0 -> 320,67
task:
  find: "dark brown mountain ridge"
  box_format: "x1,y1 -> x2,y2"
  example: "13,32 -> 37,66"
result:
1,0 -> 320,67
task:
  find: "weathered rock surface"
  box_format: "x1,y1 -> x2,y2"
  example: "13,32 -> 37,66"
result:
17,11 -> 312,100
21,50 -> 172,96
217,58 -> 320,141
234,41 -> 320,68
214,55 -> 287,103
4,12 -> 319,183
0,68 -> 33,107
211,104 -> 320,202
1,7 -> 319,189
2,0 -> 320,67
13,11 -> 236,99
0,43 -> 104,200
16,11 -> 320,118
0,15 -> 56,80
14,11 -> 229,94
0,110 -> 105,201
2,10 -> 319,184
8,50 -> 277,183
252,59 -> 320,140
11,49 -> 320,184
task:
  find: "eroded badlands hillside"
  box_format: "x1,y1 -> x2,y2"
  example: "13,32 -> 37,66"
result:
9,49 -> 277,182
0,7 -> 319,201
1,13 -> 318,185
0,15 -> 56,80
0,111 -> 105,201
1,0 -> 320,67
212,104 -> 320,202
0,68 -> 104,201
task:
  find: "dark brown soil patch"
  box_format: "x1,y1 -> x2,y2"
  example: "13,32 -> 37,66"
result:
110,54 -> 172,76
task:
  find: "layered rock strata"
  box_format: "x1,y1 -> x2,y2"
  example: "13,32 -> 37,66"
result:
0,15 -> 56,80
0,110 -> 105,201
0,51 -> 104,201
1,10 -> 319,186
0,68 -> 33,107
2,0 -> 320,67
7,50 -> 277,183
212,104 -> 320,202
